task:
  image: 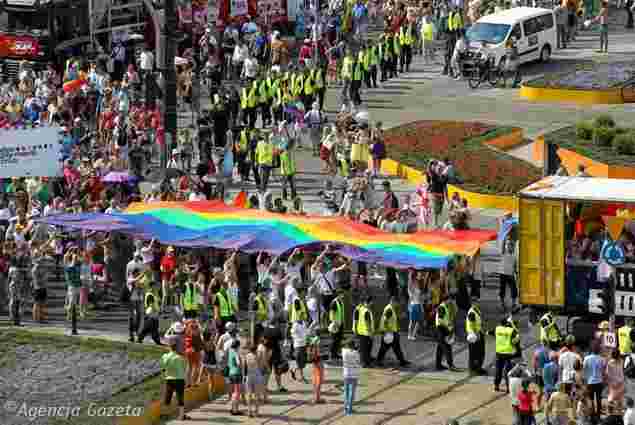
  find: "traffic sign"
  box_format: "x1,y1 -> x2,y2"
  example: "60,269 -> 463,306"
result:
604,332 -> 617,348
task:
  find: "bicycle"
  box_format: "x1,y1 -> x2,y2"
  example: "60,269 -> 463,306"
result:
466,53 -> 505,89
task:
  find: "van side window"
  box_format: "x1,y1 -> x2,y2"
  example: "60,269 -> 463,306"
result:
523,18 -> 538,36
510,24 -> 522,40
539,13 -> 555,29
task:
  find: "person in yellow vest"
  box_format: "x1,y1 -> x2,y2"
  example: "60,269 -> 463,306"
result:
443,10 -> 462,76
619,319 -> 635,358
312,66 -> 326,111
280,136 -> 297,200
259,74 -> 273,127
272,77 -> 285,124
328,290 -> 345,361
392,29 -> 401,76
138,291 -> 163,345
353,295 -> 375,368
253,285 -> 269,343
350,56 -> 363,108
376,297 -> 411,368
290,291 -> 309,323
242,80 -> 259,128
255,134 -> 274,193
435,293 -> 458,370
421,18 -> 435,64
399,23 -> 414,73
302,69 -> 315,113
181,276 -> 200,319
494,317 -> 519,392
539,312 -> 562,349
358,47 -> 370,89
466,298 -> 486,375
213,280 -> 236,333
234,127 -> 251,182
367,43 -> 379,88
340,48 -> 354,107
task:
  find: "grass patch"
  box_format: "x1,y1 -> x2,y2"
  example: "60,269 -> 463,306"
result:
544,125 -> 635,166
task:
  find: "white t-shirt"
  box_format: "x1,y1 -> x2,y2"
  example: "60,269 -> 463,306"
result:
312,268 -> 336,296
243,58 -> 259,78
342,348 -> 361,379
559,351 -> 579,384
140,246 -> 154,265
408,283 -> 421,305
140,51 -> 154,71
284,284 -> 298,312
508,376 -> 522,406
291,321 -> 307,348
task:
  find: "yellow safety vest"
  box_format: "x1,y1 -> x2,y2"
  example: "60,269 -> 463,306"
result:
341,56 -> 353,80
329,297 -> 344,324
259,79 -> 269,103
255,294 -> 268,322
216,290 -> 234,318
241,88 -> 249,109
237,130 -> 249,152
248,84 -> 258,108
268,77 -> 278,98
144,291 -> 159,313
393,35 -> 401,53
448,12 -> 455,31
312,69 -> 324,89
182,284 -> 200,311
379,304 -> 398,333
619,326 -> 633,354
353,62 -> 363,81
453,12 -> 463,31
399,25 -> 413,46
435,302 -> 452,332
539,313 -> 560,344
355,305 -> 374,336
422,23 -> 434,41
290,299 -> 308,322
358,51 -> 368,71
496,326 -> 514,354
280,149 -> 295,176
369,47 -> 378,66
465,305 -> 482,334
256,141 -> 273,166
304,73 -> 314,95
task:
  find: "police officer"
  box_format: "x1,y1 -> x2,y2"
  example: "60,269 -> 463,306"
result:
213,280 -> 237,333
255,134 -> 274,193
376,297 -> 410,368
138,292 -> 163,345
466,298 -> 486,375
399,23 -> 414,73
539,312 -> 561,350
328,290 -> 345,361
290,291 -> 309,324
494,318 -> 519,392
353,295 -> 375,368
435,294 -> 457,371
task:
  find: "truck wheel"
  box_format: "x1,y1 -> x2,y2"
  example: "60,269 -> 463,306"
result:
539,45 -> 551,63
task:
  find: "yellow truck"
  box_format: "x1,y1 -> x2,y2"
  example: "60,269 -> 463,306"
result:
517,176 -> 635,340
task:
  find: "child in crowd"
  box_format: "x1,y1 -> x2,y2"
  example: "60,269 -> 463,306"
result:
517,378 -> 535,425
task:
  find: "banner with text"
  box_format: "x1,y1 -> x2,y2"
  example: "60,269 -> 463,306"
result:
230,0 -> 248,17
0,127 -> 62,178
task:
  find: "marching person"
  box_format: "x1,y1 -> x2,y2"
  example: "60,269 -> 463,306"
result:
375,297 -> 410,368
435,293 -> 457,371
466,297 -> 486,375
138,291 -> 163,345
328,289 -> 345,361
160,337 -> 190,421
494,317 -> 520,392
353,295 -> 375,368
619,319 -> 635,371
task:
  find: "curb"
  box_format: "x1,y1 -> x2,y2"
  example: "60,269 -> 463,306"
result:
378,129 -> 525,211
118,376 -> 225,425
533,135 -> 635,178
519,84 -> 625,105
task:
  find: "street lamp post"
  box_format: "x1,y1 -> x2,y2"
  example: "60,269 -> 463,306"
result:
162,0 -> 178,168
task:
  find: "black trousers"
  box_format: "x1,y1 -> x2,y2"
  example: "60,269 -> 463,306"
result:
236,152 -> 249,180
259,165 -> 271,193
281,174 -> 297,200
350,80 -> 362,105
588,383 -> 603,419
468,334 -> 485,371
330,328 -> 343,359
400,45 -> 412,72
376,332 -> 407,365
128,299 -> 143,338
494,353 -> 513,388
435,328 -> 454,368
138,316 -> 162,344
369,65 -> 378,88
443,34 -> 457,75
358,335 -> 373,367
250,159 -> 261,186
316,88 -> 326,111
273,105 -> 283,123
260,101 -> 272,125
380,59 -> 389,81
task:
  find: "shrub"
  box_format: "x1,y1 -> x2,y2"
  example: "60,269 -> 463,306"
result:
613,132 -> 635,155
575,121 -> 594,140
593,114 -> 615,128
593,126 -> 616,147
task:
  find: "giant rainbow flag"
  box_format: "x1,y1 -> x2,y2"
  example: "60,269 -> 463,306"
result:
40,201 -> 496,269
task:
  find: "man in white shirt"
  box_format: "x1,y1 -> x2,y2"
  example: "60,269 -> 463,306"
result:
311,245 -> 349,313
242,54 -> 259,80
558,335 -> 580,384
290,319 -> 308,382
451,33 -> 467,80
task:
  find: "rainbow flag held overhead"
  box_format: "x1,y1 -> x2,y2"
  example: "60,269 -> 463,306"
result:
39,201 -> 496,269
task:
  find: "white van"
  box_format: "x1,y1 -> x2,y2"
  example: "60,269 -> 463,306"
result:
465,7 -> 557,68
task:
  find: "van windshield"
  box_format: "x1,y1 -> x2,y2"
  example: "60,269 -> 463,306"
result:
466,22 -> 510,45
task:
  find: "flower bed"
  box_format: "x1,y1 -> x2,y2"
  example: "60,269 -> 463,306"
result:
524,63 -> 635,90
543,125 -> 635,167
384,121 -> 542,195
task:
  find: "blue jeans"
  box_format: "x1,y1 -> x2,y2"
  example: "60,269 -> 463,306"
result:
344,378 -> 358,414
